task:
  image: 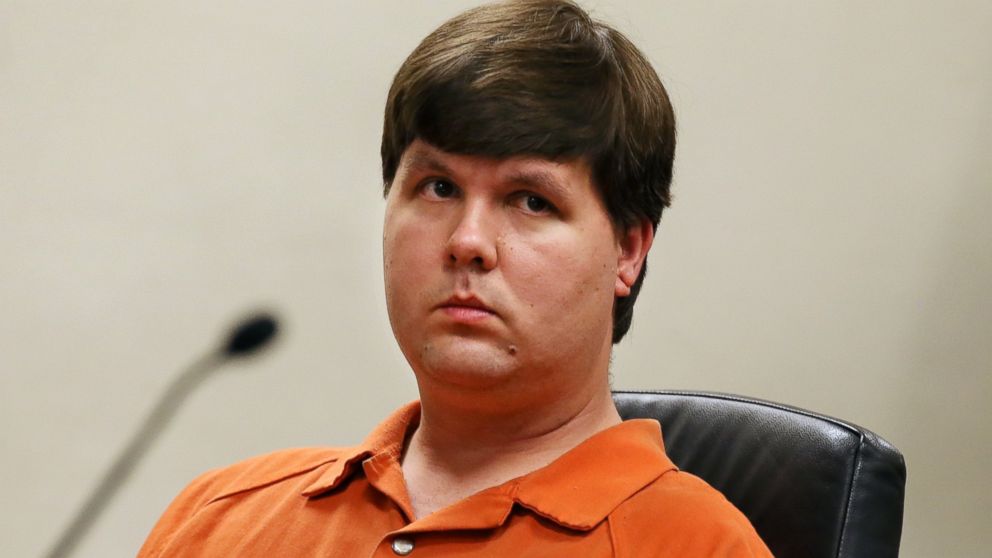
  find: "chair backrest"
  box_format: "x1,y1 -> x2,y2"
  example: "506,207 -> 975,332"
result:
612,390 -> 906,558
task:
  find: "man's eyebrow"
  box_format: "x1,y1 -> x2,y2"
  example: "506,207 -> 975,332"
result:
504,168 -> 572,198
402,149 -> 455,177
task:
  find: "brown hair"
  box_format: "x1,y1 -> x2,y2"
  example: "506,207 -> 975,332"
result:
381,0 -> 675,344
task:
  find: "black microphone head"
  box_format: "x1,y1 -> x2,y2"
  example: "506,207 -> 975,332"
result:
223,313 -> 279,357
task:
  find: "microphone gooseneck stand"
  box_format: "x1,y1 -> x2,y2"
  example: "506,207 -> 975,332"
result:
44,314 -> 279,558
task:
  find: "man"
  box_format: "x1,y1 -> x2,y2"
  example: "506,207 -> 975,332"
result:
140,1 -> 771,556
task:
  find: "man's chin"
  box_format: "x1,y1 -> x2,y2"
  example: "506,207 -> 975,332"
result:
414,338 -> 521,389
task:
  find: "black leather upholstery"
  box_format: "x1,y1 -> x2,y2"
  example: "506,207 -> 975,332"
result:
612,390 -> 906,558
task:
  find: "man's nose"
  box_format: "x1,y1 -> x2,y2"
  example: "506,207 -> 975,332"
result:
446,202 -> 498,270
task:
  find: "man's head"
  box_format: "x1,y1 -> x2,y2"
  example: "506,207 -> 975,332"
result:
381,0 -> 675,344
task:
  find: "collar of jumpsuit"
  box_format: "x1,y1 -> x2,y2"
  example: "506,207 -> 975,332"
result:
299,401 -> 677,556
300,401 -> 676,533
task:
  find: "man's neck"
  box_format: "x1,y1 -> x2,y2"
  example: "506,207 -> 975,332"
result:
400,385 -> 622,520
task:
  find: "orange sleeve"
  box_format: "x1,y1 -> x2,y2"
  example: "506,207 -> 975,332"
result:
136,469 -> 222,558
136,448 -> 342,557
608,471 -> 773,557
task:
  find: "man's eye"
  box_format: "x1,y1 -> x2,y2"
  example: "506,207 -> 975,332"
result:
520,194 -> 554,214
422,179 -> 457,199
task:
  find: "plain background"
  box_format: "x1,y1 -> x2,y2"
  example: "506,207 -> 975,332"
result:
2,1 -> 989,556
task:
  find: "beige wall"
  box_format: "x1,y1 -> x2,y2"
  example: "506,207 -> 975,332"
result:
3,1 -> 989,556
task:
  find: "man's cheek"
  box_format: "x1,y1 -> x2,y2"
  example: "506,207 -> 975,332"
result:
522,242 -> 612,302
513,261 -> 581,315
385,225 -> 429,273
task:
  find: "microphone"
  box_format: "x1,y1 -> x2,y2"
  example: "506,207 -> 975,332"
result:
44,312 -> 280,558
223,314 -> 279,356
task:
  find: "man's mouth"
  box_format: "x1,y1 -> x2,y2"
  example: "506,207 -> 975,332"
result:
438,295 -> 497,322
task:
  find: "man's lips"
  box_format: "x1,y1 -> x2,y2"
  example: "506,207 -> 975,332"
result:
437,296 -> 498,322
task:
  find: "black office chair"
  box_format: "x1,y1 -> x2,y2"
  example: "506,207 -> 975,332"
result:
612,390 -> 906,558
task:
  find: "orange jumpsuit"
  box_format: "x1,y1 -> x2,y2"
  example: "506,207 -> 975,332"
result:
139,402 -> 771,557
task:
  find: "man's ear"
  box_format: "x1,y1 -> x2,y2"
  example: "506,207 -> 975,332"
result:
615,219 -> 655,297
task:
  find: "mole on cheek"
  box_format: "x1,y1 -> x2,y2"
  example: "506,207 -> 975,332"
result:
507,345 -> 518,356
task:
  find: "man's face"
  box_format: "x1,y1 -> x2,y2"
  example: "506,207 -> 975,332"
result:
383,140 -> 646,400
